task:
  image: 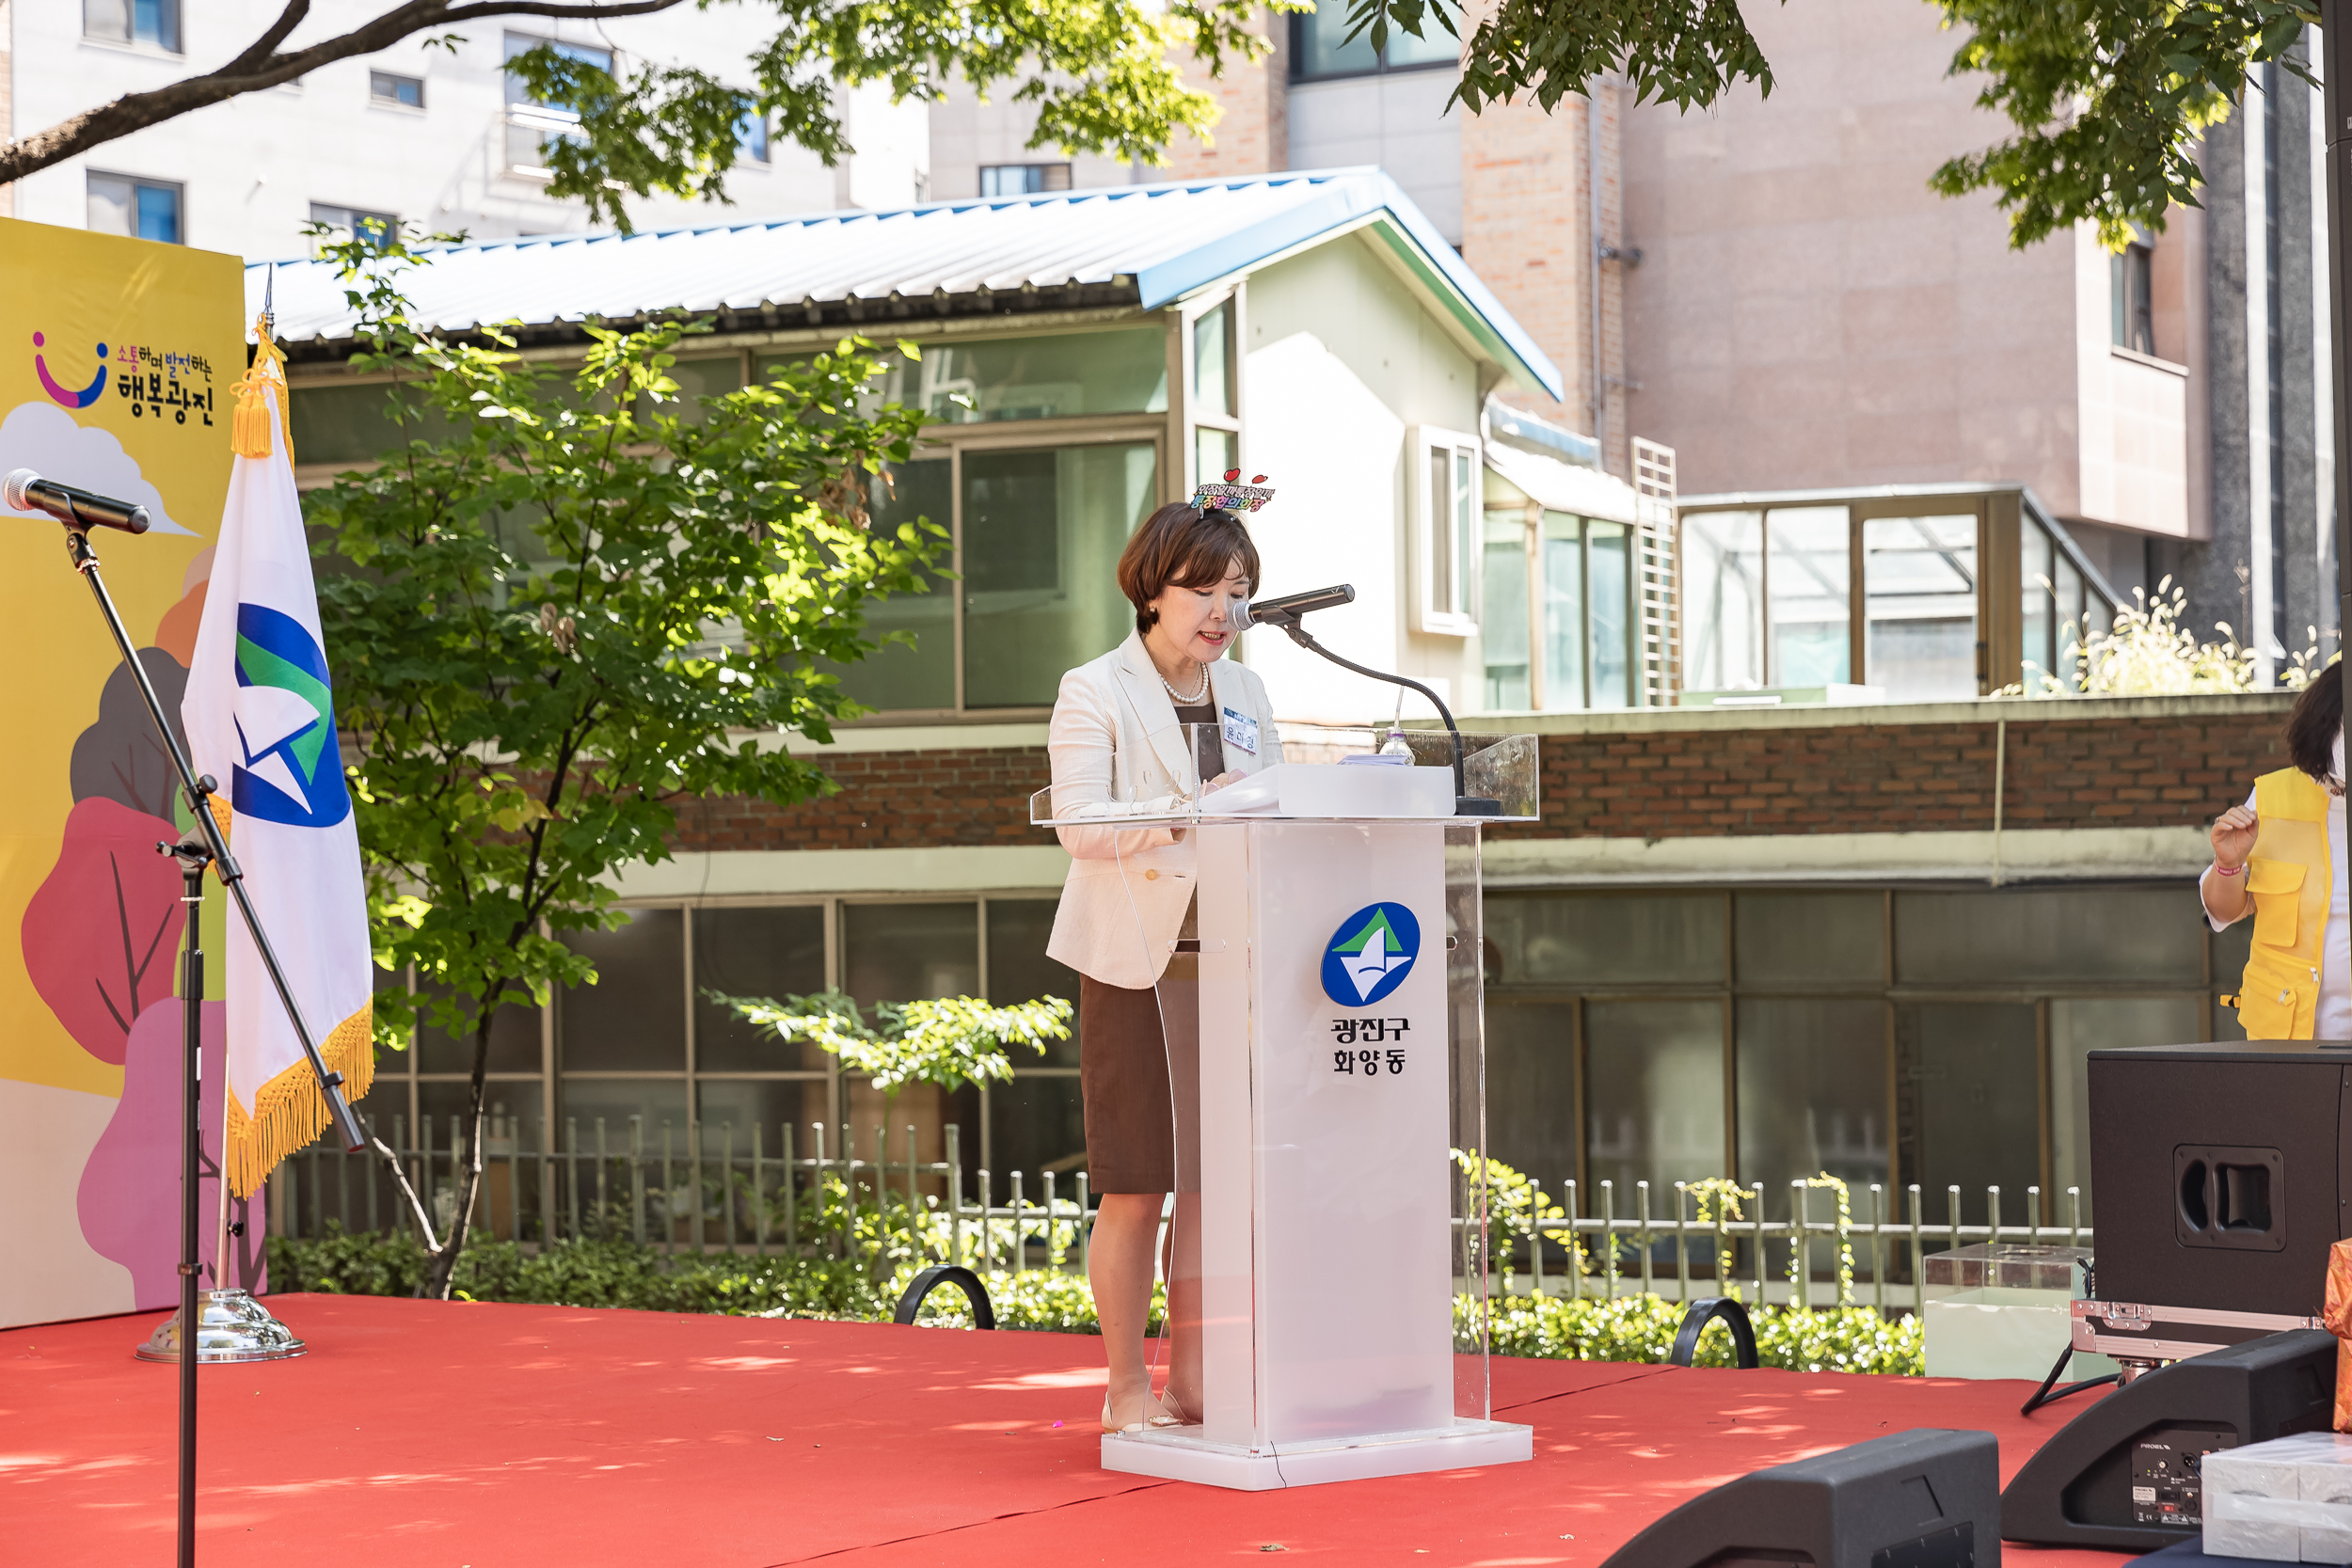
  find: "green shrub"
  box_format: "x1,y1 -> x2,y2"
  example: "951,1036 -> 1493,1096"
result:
270,1227 -> 1921,1375
1478,1291 -> 1922,1376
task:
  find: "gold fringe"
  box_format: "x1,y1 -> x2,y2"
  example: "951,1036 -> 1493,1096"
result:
224,999 -> 374,1198
230,318 -> 290,461
207,796 -> 231,848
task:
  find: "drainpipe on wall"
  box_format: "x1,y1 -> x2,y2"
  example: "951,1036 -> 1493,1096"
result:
1589,87 -> 1606,473
2324,7 -> 2352,642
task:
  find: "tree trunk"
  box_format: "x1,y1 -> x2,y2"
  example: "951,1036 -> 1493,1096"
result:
421,1010 -> 496,1299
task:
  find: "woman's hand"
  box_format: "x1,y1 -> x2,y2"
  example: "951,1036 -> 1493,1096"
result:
2211,804 -> 2259,870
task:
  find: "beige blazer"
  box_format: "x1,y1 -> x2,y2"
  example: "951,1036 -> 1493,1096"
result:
1045,630 -> 1281,989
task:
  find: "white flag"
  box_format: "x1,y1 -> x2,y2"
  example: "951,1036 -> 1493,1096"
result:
182,342 -> 373,1196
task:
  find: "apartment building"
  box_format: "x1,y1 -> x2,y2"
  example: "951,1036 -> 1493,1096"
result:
2,1 -> 928,258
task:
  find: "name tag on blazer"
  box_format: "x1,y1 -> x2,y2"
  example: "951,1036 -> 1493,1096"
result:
1221,705 -> 1259,756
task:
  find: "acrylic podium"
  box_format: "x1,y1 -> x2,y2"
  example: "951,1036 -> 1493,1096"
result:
1035,726 -> 1539,1490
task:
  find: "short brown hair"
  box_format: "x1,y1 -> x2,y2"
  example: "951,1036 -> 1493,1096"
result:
1117,502 -> 1262,636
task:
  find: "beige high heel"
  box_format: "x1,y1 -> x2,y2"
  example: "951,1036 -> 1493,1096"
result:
1100,1396 -> 1143,1435
1148,1391 -> 1193,1428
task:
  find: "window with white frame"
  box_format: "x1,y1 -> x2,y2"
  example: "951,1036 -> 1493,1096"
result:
1412,427 -> 1481,635
1188,298 -> 1239,492
87,173 -> 183,245
86,0 -> 179,52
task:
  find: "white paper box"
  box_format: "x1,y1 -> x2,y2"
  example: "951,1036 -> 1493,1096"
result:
2203,1433 -> 2352,1561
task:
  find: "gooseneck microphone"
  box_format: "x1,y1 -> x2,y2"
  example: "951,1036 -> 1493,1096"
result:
4,468 -> 151,533
1232,583 -> 1354,630
1233,580 -> 1501,816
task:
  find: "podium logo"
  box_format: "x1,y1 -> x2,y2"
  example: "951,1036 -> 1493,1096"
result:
1321,902 -> 1422,1007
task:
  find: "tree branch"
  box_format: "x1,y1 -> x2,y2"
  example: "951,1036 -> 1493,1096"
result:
0,0 -> 690,185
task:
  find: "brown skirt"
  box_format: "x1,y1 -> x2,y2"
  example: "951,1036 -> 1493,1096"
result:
1079,969 -> 1178,1194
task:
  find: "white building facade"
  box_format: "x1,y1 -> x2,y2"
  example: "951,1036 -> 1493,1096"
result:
4,1 -> 928,260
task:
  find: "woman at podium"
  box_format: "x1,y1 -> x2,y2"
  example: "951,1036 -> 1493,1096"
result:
1044,489 -> 1280,1433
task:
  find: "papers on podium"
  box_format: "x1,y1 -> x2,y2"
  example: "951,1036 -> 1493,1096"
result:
1198,761 -> 1454,817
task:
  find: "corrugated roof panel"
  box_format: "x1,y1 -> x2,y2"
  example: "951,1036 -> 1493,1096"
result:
252,171 -> 1563,399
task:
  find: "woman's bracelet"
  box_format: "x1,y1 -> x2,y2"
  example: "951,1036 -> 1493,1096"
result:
2212,862 -> 2246,878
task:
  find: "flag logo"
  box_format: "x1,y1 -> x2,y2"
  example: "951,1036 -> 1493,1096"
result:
230,603 -> 349,829
1320,902 -> 1422,1007
33,330 -> 108,408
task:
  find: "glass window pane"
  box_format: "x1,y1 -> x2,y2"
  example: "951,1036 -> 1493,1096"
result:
1540,512 -> 1585,708
1679,510 -> 1764,691
555,1076 -> 689,1146
1382,20 -> 1460,68
901,330 -> 1168,423
134,184 -> 180,245
1486,1001 -> 1576,1190
1192,303 -> 1232,418
985,1077 -> 1089,1183
85,0 -> 131,43
290,383 -> 463,467
1486,893 -> 1725,986
1426,443 -> 1454,615
1734,892 -> 1883,985
2049,995 -> 2204,1223
1895,887 -> 2204,985
135,0 -> 178,50
1736,998 -> 1887,1194
1896,1002 -> 2039,1217
557,908 -> 685,1071
1454,451 -> 1476,620
2022,522 -> 2055,687
1864,513 -> 1979,701
1586,1000 -> 1725,1191
1195,425 -> 1236,489
1481,509 -> 1530,709
827,456 -> 955,711
87,174 -> 133,236
416,980 -> 542,1074
985,898 -> 1080,1067
504,32 -> 612,107
693,905 -> 828,1071
695,1079 -> 832,1150
1587,519 -> 1629,708
1765,505 -> 1850,685
2055,553 -> 2085,664
650,352 -> 745,425
961,442 -> 1157,707
841,903 -> 978,1006
1291,8 -> 1379,78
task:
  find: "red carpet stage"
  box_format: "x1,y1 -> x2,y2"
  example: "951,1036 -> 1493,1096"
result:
6,1295 -> 2148,1565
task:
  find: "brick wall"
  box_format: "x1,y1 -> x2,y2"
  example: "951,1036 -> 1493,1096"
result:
1161,8 -> 1289,179
668,702 -> 2291,855
1501,707 -> 2288,842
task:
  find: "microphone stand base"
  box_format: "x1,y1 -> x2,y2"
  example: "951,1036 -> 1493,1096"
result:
135,1289 -> 308,1364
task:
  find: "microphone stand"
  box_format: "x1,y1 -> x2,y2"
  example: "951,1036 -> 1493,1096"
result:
54,519 -> 365,1568
1269,619 -> 1502,816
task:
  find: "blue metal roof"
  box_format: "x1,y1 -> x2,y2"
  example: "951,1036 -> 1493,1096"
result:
251,169 -> 1563,399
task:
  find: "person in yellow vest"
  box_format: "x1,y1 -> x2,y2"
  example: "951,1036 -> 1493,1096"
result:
2204,670 -> 2345,1039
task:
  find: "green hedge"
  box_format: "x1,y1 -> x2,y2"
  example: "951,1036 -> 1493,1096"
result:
1482,1291 -> 1923,1376
268,1227 -> 1920,1375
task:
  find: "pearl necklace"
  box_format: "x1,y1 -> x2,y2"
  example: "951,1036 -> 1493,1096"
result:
1160,660 -> 1210,705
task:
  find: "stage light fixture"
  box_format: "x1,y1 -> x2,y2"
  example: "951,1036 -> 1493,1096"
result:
1597,1427 -> 1997,1568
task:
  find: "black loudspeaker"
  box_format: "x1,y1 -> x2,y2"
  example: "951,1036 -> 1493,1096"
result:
2000,1328 -> 2335,1551
1597,1428 -> 1999,1568
2089,1040 -> 2352,1317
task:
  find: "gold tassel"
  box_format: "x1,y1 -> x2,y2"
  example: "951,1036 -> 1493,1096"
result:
230,315 -> 290,460
224,999 -> 375,1198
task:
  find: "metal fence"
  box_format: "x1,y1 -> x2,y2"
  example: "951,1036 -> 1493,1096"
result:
271,1113 -> 1097,1275
1519,1177 -> 2091,1318
270,1113 -> 2091,1318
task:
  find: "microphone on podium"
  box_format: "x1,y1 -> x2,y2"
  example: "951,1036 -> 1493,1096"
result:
4,468 -> 151,534
1232,583 -> 1353,630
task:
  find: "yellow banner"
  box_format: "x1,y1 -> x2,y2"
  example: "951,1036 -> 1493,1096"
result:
0,217 -> 244,1325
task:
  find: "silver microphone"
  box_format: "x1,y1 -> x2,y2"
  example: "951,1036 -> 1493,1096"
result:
1233,583 -> 1354,630
4,468 -> 151,533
